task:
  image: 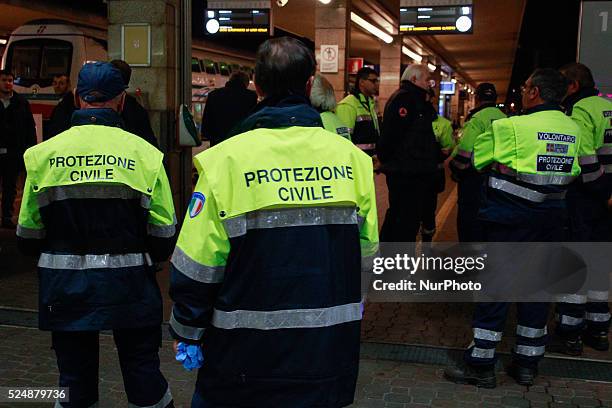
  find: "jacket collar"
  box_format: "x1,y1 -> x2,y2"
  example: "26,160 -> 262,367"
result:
562,87 -> 599,115
400,80 -> 428,99
466,102 -> 497,121
523,103 -> 563,115
71,108 -> 125,128
230,94 -> 322,135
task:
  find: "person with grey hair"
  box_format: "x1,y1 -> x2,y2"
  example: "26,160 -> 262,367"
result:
310,74 -> 350,139
445,68 -> 582,388
377,63 -> 439,243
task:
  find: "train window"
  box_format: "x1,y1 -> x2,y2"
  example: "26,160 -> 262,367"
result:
219,62 -> 230,77
192,58 -> 201,73
203,59 -> 216,75
230,64 -> 240,74
6,39 -> 72,88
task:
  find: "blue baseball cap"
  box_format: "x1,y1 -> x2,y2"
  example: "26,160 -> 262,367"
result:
76,62 -> 128,102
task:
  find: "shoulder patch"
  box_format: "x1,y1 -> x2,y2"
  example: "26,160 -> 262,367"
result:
399,107 -> 408,117
188,192 -> 206,218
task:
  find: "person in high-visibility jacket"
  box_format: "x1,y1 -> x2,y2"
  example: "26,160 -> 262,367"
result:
445,69 -> 582,388
336,67 -> 380,155
168,37 -> 379,408
450,83 -> 506,242
422,88 -> 456,241
310,74 -> 351,140
550,62 -> 612,355
16,62 -> 176,408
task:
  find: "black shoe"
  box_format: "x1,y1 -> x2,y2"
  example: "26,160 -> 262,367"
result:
584,331 -> 610,351
1,218 -> 15,229
444,364 -> 496,388
507,364 -> 538,386
547,333 -> 583,356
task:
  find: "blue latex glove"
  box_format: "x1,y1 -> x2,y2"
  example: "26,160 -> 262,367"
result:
175,342 -> 204,371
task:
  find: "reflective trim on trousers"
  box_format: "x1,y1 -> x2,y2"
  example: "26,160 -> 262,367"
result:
587,290 -> 609,302
514,345 -> 545,357
38,253 -> 146,270
579,155 -> 599,165
212,302 -> 362,330
170,246 -> 225,283
128,386 -> 172,408
356,115 -> 373,122
488,177 -> 566,203
169,310 -> 205,341
37,184 -> 151,209
16,224 -> 46,239
470,346 -> 495,359
556,294 -> 587,304
516,325 -> 547,338
557,314 -> 584,326
492,164 -> 576,185
586,312 -> 611,322
473,328 -> 502,342
223,206 -> 359,238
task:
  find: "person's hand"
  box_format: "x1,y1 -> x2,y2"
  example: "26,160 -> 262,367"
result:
175,341 -> 204,371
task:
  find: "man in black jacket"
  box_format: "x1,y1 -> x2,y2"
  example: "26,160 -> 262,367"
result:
47,74 -> 76,139
110,60 -> 158,147
378,63 -> 439,242
0,69 -> 36,228
201,71 -> 258,146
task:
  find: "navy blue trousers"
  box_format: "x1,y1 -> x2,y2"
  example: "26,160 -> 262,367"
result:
52,326 -> 171,408
555,191 -> 611,337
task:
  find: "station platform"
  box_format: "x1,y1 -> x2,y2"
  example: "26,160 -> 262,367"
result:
1,168 -> 611,406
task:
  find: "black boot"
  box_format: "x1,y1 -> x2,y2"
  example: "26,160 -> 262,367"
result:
444,364 -> 496,388
547,333 -> 583,356
507,363 -> 538,386
584,331 -> 610,351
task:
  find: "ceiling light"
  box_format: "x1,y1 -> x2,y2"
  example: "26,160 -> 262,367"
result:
318,0 -> 332,3
402,46 -> 423,63
451,78 -> 457,83
351,12 -> 393,44
427,63 -> 437,72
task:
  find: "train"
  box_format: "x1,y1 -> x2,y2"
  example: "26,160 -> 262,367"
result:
0,19 -> 256,137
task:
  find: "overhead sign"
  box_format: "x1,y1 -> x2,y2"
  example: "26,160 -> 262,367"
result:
320,45 -> 339,73
578,1 -> 612,98
205,1 -> 271,34
399,0 -> 473,35
347,58 -> 364,74
440,81 -> 456,94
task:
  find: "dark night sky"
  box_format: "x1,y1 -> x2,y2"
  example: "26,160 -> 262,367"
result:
506,0 -> 581,104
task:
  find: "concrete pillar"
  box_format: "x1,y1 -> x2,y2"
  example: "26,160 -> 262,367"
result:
107,0 -> 192,215
378,37 -> 401,113
315,0 -> 351,101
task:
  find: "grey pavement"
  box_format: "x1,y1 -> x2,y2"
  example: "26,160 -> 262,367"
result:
0,326 -> 611,408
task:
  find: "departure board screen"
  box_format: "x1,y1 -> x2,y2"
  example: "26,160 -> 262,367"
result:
205,1 -> 271,34
400,4 -> 473,34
